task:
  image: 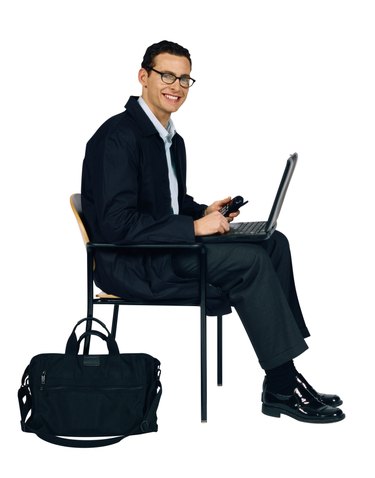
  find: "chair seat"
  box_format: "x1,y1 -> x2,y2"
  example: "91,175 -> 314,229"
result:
96,292 -> 121,299
94,292 -> 201,306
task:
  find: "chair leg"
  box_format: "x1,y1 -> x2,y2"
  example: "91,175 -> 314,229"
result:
84,248 -> 95,355
217,315 -> 223,386
199,245 -> 208,422
83,317 -> 92,355
111,304 -> 119,337
201,310 -> 207,422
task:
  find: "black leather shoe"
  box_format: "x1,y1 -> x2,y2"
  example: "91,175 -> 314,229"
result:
262,375 -> 343,407
296,373 -> 343,407
262,381 -> 345,423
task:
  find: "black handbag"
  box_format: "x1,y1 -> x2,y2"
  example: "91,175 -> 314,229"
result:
18,318 -> 162,447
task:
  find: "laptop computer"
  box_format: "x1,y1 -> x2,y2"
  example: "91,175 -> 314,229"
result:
197,152 -> 298,243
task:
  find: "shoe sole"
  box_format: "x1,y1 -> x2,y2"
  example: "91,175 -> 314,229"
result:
262,404 -> 345,423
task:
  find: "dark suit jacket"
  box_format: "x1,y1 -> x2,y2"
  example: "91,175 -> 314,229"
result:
81,96 -> 231,315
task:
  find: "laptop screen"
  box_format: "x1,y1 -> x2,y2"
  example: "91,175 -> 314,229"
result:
266,153 -> 298,230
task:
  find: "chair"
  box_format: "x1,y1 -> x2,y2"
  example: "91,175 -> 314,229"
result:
70,193 -> 224,422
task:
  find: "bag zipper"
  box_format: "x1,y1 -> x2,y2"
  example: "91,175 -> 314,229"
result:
40,370 -> 46,390
41,385 -> 143,391
40,371 -> 143,392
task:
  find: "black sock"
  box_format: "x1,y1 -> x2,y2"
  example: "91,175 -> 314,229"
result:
265,360 -> 298,394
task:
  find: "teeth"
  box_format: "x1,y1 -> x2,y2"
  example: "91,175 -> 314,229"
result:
164,94 -> 179,100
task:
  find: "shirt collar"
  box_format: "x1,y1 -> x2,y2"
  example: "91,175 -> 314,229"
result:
138,96 -> 176,142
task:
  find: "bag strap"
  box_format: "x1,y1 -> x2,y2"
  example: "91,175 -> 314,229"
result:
18,366 -> 32,424
18,377 -> 163,448
141,380 -> 162,432
25,430 -> 128,448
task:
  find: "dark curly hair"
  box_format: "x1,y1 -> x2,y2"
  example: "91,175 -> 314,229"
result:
141,40 -> 192,71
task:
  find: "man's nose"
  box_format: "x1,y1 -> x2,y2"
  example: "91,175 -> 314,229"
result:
169,79 -> 181,90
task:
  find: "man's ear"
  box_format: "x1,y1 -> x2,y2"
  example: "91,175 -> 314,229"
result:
138,68 -> 149,87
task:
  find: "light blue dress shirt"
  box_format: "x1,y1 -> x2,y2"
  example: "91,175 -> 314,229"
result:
138,97 -> 179,214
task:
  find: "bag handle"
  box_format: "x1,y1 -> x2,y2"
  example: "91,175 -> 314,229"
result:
65,317 -> 120,355
66,329 -> 120,355
72,317 -> 111,336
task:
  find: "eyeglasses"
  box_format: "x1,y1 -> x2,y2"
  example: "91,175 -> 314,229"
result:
150,68 -> 196,88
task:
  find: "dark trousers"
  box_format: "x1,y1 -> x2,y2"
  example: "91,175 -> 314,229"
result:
172,231 -> 310,370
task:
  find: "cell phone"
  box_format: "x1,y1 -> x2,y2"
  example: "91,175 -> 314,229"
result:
219,196 -> 249,217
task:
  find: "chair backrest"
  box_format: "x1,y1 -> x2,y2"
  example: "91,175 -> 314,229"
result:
70,193 -> 90,246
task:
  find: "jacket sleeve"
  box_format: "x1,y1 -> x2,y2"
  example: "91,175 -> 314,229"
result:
88,128 -> 196,245
180,194 -> 207,219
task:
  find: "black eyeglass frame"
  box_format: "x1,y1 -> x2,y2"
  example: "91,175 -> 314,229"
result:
150,68 -> 196,88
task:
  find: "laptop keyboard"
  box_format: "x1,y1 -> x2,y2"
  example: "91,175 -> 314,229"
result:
233,221 -> 267,234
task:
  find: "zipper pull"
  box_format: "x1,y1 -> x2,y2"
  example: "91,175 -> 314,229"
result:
40,371 -> 46,389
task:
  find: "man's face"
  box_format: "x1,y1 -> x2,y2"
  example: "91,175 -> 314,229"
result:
138,53 -> 191,126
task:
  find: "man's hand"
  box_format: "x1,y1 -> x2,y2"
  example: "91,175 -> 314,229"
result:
205,196 -> 231,216
206,196 -> 241,222
194,196 -> 242,236
194,211 -> 230,236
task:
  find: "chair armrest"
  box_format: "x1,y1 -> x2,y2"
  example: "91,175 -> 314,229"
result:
86,242 -> 203,252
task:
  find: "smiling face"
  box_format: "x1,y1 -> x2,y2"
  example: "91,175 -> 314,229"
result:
138,53 -> 191,127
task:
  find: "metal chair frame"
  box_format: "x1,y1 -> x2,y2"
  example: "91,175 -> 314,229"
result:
70,193 -> 223,422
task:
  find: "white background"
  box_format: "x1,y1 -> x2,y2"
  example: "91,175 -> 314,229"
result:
1,0 -> 374,476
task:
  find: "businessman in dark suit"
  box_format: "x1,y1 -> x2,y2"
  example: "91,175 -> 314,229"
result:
81,40 -> 345,423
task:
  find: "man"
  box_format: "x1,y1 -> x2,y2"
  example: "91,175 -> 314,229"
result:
81,40 -> 345,423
